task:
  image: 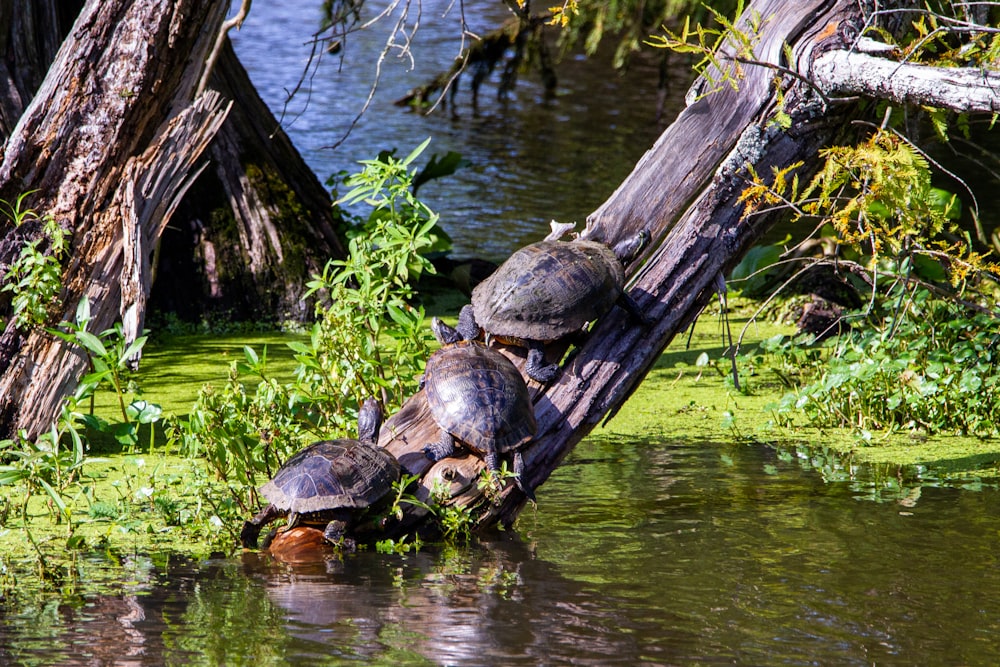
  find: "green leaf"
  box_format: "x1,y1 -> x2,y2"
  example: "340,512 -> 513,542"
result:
0,467 -> 27,485
38,479 -> 68,518
400,137 -> 432,167
74,330 -> 108,358
120,335 -> 148,366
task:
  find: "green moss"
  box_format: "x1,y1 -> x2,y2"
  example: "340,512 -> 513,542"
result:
599,302 -> 1000,480
5,294 -> 1000,582
243,161 -> 315,280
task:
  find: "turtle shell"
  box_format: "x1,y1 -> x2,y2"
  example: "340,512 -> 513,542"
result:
471,239 -> 625,342
259,439 -> 401,515
423,340 -> 536,456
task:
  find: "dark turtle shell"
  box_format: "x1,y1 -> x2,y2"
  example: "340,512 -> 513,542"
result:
423,340 -> 536,456
259,439 -> 401,514
470,239 -> 625,343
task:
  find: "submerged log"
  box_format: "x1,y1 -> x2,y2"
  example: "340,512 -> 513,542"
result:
362,0 -> 864,539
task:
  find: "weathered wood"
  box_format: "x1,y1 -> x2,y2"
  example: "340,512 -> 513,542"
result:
0,0 -> 345,325
812,38 -> 1000,114
151,40 -> 346,322
0,0 -> 229,439
369,0 -> 862,537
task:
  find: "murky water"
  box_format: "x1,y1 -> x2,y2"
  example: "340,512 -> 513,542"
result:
227,0 -> 672,260
3,439 -> 999,665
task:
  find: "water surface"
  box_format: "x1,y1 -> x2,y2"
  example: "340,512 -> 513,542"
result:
2,439 -> 998,665
228,0 -> 673,260
5,3 -> 999,665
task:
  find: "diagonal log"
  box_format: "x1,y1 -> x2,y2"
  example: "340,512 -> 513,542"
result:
369,0 -> 862,537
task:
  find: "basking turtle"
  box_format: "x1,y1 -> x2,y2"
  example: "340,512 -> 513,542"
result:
239,398 -> 400,550
422,318 -> 537,499
456,230 -> 650,383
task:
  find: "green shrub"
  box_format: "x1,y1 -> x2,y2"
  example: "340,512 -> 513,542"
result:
174,141 -> 446,511
767,288 -> 1000,437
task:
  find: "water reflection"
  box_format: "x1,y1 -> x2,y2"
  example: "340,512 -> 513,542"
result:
229,0 -> 673,260
4,438 -> 1000,665
233,538 -> 667,666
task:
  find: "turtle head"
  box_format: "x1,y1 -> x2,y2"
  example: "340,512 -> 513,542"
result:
431,317 -> 464,345
612,229 -> 650,266
357,398 -> 384,444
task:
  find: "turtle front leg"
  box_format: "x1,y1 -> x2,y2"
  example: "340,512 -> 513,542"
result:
617,290 -> 652,327
240,504 -> 285,549
456,304 -> 482,341
512,451 -> 536,502
423,431 -> 457,462
525,340 -> 560,383
323,512 -> 357,551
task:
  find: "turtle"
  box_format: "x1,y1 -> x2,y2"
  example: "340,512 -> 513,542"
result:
239,398 -> 401,550
422,318 -> 538,499
455,230 -> 650,383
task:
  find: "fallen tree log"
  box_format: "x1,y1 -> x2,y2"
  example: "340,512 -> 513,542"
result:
361,0 -> 865,539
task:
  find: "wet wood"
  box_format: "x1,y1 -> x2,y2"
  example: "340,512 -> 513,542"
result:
372,0 -> 863,536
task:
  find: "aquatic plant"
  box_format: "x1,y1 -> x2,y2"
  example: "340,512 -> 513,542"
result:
761,287 -> 1000,437
50,298 -> 160,451
174,141 -> 446,516
0,192 -> 68,330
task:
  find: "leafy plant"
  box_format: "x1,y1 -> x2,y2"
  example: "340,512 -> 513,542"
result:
49,298 -> 159,451
176,141 -> 447,512
645,0 -> 765,100
762,287 -> 1000,437
0,383 -> 98,574
388,473 -> 475,544
0,193 -> 68,330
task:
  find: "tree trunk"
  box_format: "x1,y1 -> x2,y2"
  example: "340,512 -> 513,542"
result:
150,39 -> 346,323
0,0 -> 231,439
365,0 -> 863,539
0,0 -> 344,326
0,0 -> 348,438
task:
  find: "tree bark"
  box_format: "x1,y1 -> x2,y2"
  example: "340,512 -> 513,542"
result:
150,39 -> 346,323
0,0 -> 345,326
812,37 -> 1000,114
0,0 -> 348,438
0,0 -> 230,439
364,0 -> 864,539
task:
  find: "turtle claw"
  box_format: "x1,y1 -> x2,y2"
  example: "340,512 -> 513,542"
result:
323,519 -> 356,551
423,432 -> 456,462
525,345 -> 560,383
512,451 -> 536,503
